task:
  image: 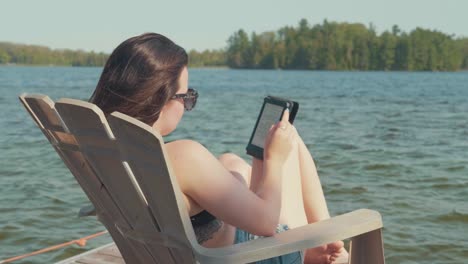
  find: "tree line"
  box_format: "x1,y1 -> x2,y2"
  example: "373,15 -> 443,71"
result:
0,42 -> 108,66
2,20 -> 468,71
223,19 -> 468,71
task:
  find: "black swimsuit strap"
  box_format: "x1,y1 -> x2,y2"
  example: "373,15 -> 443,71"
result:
190,210 -> 216,227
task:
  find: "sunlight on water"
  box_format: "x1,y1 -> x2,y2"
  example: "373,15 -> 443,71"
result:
0,66 -> 467,263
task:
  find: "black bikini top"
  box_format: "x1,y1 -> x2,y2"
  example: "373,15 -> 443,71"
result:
190,210 -> 216,227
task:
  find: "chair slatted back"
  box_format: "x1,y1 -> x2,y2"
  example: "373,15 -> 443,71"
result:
55,98 -> 197,264
19,94 -> 151,264
107,112 -> 199,252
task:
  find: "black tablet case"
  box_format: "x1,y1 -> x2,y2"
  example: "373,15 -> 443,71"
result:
246,96 -> 299,159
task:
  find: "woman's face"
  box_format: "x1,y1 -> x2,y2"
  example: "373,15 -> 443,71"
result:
152,66 -> 188,135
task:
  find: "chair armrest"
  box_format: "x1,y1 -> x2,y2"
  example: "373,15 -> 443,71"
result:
194,209 -> 383,264
78,204 -> 97,217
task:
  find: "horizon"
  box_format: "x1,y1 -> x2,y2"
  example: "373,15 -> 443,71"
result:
2,20 -> 467,54
2,0 -> 467,53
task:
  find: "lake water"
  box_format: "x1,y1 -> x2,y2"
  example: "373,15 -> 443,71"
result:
1,66 -> 467,263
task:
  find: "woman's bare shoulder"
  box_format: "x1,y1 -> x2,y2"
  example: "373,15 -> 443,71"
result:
163,139 -> 215,211
165,139 -> 210,157
164,139 -> 215,186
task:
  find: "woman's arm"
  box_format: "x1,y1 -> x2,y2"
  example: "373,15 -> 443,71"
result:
166,110 -> 294,236
166,139 -> 279,236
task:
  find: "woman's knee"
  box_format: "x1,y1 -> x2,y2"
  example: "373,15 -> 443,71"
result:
218,153 -> 247,168
218,153 -> 251,186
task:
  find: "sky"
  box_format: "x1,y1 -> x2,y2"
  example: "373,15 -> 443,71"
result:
2,0 -> 467,53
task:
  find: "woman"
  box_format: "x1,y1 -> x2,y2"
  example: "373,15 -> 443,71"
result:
90,33 -> 345,264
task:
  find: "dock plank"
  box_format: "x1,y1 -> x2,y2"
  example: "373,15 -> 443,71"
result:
97,245 -> 122,257
57,242 -> 349,264
56,243 -> 124,264
75,254 -> 125,264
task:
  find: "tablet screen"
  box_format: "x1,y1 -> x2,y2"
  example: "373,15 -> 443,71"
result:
251,103 -> 285,148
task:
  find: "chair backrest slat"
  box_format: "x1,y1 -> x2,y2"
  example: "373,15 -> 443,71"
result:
55,98 -> 196,263
19,94 -> 151,264
108,112 -> 199,263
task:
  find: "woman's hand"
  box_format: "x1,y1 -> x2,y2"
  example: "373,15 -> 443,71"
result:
264,108 -> 295,164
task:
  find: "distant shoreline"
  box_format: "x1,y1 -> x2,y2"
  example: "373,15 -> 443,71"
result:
2,19 -> 467,71
2,63 -> 467,73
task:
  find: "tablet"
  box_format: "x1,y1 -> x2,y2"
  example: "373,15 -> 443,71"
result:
246,96 -> 299,160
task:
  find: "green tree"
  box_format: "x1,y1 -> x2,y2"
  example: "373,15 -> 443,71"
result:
0,50 -> 10,63
458,39 -> 468,69
226,29 -> 250,68
0,42 -> 110,66
392,25 -> 401,36
394,33 -> 413,70
379,31 -> 397,70
223,19 -> 468,71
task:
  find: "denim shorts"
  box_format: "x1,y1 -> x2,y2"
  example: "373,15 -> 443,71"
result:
234,224 -> 304,264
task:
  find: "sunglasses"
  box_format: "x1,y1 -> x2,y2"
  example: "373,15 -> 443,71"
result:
171,88 -> 198,111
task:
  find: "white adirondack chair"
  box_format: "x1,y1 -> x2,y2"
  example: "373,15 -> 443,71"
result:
20,93 -> 385,264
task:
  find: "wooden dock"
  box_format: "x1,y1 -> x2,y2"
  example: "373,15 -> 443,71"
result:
56,243 -> 350,264
56,243 -> 124,264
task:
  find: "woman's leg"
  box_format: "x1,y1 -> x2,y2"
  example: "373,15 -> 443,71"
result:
293,129 -> 346,263
266,135 -> 342,263
295,131 -> 330,222
219,150 -> 342,264
218,150 -> 307,228
274,139 -> 310,228
217,153 -> 251,188
219,133 -> 332,224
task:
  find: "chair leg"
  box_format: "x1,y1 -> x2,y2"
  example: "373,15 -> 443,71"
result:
349,228 -> 385,264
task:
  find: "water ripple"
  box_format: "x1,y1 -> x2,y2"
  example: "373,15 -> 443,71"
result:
436,209 -> 468,224
2,68 -> 468,263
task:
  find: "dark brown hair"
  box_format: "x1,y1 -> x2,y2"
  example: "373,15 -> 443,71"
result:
90,33 -> 188,125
